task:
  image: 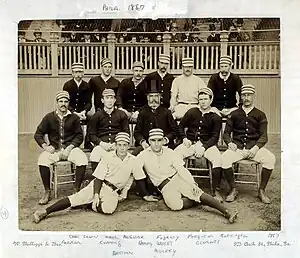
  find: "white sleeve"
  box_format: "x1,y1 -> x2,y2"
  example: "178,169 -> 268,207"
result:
92,157 -> 108,180
119,175 -> 134,198
132,153 -> 147,180
170,78 -> 179,107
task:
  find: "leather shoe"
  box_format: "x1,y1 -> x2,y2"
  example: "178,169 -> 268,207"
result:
32,209 -> 47,224
226,188 -> 238,202
38,190 -> 51,205
213,190 -> 224,203
225,209 -> 238,224
258,189 -> 271,204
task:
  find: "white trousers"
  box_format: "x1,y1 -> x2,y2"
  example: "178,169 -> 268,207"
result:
37,147 -> 88,167
173,103 -> 198,120
161,174 -> 204,211
221,147 -> 276,170
68,180 -> 119,214
175,144 -> 221,168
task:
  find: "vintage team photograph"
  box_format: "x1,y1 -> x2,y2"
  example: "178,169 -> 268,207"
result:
18,18 -> 281,231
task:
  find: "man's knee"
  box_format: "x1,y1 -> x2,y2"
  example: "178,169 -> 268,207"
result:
100,202 -> 117,214
37,151 -> 53,167
164,197 -> 183,211
221,151 -> 234,169
262,150 -> 276,169
69,148 -> 88,166
90,146 -> 105,162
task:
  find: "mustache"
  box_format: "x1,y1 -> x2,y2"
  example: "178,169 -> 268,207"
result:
150,100 -> 160,104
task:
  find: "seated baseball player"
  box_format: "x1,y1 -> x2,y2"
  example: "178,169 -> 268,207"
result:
32,132 -> 158,224
221,84 -> 276,204
175,88 -> 224,202
135,128 -> 238,223
117,61 -> 147,123
132,79 -> 178,156
88,88 -> 130,172
169,57 -> 207,120
34,91 -> 88,205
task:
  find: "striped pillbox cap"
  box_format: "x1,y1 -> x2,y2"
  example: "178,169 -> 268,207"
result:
71,62 -> 84,71
199,87 -> 213,97
241,84 -> 256,94
101,58 -> 112,67
56,90 -> 70,101
102,88 -> 115,97
182,57 -> 194,67
115,132 -> 130,143
219,55 -> 232,65
148,128 -> 164,140
159,54 -> 170,64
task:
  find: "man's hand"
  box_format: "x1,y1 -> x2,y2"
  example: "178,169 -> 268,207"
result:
79,111 -> 87,120
108,143 -> 116,151
248,145 -> 259,159
169,105 -> 175,113
195,146 -> 205,158
240,149 -> 250,159
183,138 -> 192,148
141,141 -> 150,150
143,195 -> 159,202
92,194 -> 100,212
228,142 -> 237,151
118,194 -> 126,202
43,144 -> 55,154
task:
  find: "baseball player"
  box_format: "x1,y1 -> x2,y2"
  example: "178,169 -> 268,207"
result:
175,87 -> 224,202
32,132 -> 158,224
221,84 -> 276,204
88,58 -> 120,111
207,55 -> 243,117
88,88 -> 130,172
135,128 -> 238,223
169,57 -> 207,120
63,62 -> 92,124
34,91 -> 88,205
133,79 -> 178,156
117,61 -> 148,123
144,54 -> 175,108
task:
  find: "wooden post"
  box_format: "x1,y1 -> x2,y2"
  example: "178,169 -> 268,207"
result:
49,32 -> 60,76
220,30 -> 229,57
162,32 -> 171,55
107,32 -> 116,75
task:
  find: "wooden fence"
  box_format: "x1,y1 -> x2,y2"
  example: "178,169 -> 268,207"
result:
18,32 -> 280,76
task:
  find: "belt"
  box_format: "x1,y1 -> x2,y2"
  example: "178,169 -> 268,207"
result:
157,173 -> 177,192
104,180 -> 121,194
178,102 -> 198,105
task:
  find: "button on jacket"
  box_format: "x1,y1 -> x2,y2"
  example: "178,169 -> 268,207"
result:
88,109 -> 130,145
223,107 -> 268,149
207,72 -> 243,110
34,111 -> 83,150
63,79 -> 92,113
178,107 -> 222,149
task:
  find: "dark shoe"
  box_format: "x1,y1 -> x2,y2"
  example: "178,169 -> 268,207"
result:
213,190 -> 224,203
38,190 -> 51,205
258,189 -> 271,204
225,209 -> 238,224
32,209 -> 47,223
226,188 -> 238,202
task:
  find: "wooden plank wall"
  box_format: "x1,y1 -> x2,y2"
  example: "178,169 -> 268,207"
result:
18,75 -> 280,134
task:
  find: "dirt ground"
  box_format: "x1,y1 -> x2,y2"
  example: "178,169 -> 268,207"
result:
18,134 -> 281,232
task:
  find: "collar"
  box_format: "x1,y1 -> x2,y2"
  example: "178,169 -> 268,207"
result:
219,72 -> 231,81
103,107 -> 115,115
242,105 -> 254,115
101,74 -> 111,82
198,106 -> 214,115
157,70 -> 167,79
112,150 -> 131,161
73,78 -> 82,87
132,77 -> 143,87
55,110 -> 72,119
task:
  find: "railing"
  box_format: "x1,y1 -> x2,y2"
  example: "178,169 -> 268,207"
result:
18,43 -> 52,74
18,32 -> 280,76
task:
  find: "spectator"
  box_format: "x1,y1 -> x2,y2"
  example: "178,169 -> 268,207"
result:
207,24 -> 220,42
170,22 -> 183,42
91,29 -> 102,42
18,31 -> 27,43
30,31 -> 47,43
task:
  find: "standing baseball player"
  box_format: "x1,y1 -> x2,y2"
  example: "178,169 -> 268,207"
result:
63,62 -> 92,123
88,88 -> 130,172
32,132 -> 158,223
169,57 -> 207,120
207,55 -> 243,117
221,84 -> 276,203
88,58 -> 120,111
175,87 -> 224,202
135,128 -> 238,223
133,79 -> 178,156
117,61 -> 147,123
34,91 -> 88,205
144,54 -> 174,108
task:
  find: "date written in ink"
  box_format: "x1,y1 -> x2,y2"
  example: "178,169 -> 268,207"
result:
128,4 -> 145,11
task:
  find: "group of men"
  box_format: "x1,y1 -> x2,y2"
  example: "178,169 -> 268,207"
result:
32,53 -> 276,225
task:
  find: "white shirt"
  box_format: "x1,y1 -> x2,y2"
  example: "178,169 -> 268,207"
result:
170,74 -> 207,106
93,151 -> 145,190
242,105 -> 254,115
55,110 -> 71,120
135,147 -> 195,186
